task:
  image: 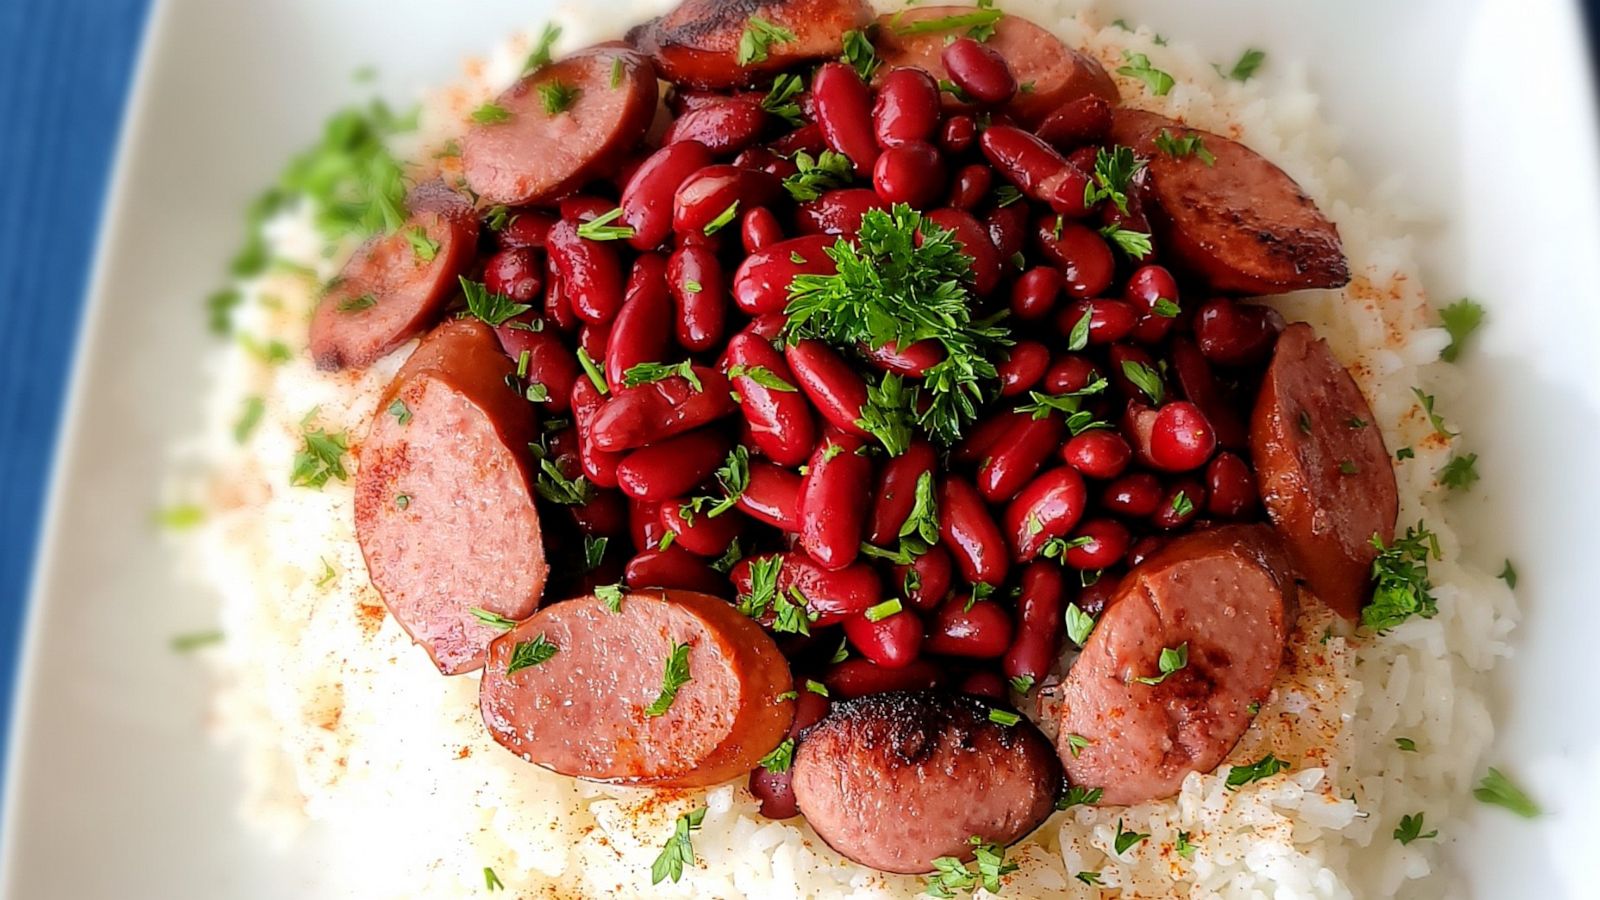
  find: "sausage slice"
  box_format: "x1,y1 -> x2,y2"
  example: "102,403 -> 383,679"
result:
791,691 -> 1061,874
873,7 -> 1118,126
1110,109 -> 1349,295
355,319 -> 545,675
1252,323 -> 1397,618
1056,525 -> 1296,806
627,0 -> 874,90
462,46 -> 658,206
478,589 -> 795,787
309,182 -> 478,370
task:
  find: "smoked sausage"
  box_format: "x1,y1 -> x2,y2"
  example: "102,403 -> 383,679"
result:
627,0 -> 874,90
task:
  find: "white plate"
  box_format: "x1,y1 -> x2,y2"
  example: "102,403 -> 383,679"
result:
4,0 -> 1596,897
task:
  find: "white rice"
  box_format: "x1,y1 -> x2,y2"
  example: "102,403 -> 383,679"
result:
169,1 -> 1519,896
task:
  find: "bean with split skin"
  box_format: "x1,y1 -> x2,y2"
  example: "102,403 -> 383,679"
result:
621,141 -> 716,251
785,339 -> 871,439
667,244 -> 729,352
725,333 -> 816,467
867,440 -> 937,546
976,414 -> 1066,503
942,37 -> 1018,106
939,475 -> 1010,585
843,606 -> 924,669
798,432 -> 873,571
1002,562 -> 1067,689
603,256 -> 674,387
614,428 -> 732,501
736,462 -> 803,532
925,595 -> 1014,658
1004,466 -> 1089,561
874,67 -> 942,148
812,62 -> 880,174
547,219 -> 626,325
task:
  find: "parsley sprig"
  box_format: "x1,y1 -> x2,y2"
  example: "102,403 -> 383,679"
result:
650,807 -> 706,884
1362,523 -> 1441,632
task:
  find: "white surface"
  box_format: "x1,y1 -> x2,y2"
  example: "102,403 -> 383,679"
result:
3,0 -> 1596,897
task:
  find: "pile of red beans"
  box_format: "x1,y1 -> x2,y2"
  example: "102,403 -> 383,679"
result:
472,37 -> 1285,814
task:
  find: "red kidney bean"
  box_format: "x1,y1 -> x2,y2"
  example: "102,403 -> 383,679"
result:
798,188 -> 890,238
625,545 -> 728,595
768,121 -> 826,158
1002,562 -> 1067,688
742,312 -> 787,342
1102,472 -> 1162,518
1059,298 -> 1137,345
997,341 -> 1050,397
1149,401 -> 1218,472
630,498 -> 667,551
733,553 -> 883,627
547,219 -> 626,325
734,146 -> 797,179
926,596 -> 1014,658
812,62 -> 880,173
1127,535 -> 1166,568
939,475 -> 1010,585
571,489 -> 628,539
1194,297 -> 1283,367
976,414 -> 1066,503
543,257 -> 576,332
571,376 -> 625,489
663,97 -> 769,156
484,247 -> 543,302
1004,466 -> 1089,560
578,320 -> 611,361
939,114 -> 977,153
1042,354 -> 1101,394
614,428 -> 731,501
843,606 -> 924,669
736,462 -> 803,532
672,164 -> 783,237
589,366 -> 736,451
874,67 -> 942,148
1127,264 -> 1179,312
1205,451 -> 1257,518
785,340 -> 871,438
979,126 -> 1091,216
798,433 -> 873,570
867,440 -> 937,545
958,671 -> 1009,700
497,210 -> 556,250
559,195 -> 613,223
823,658 -> 941,699
1152,477 -> 1207,530
1034,218 -> 1115,297
894,544 -> 954,611
859,339 -> 944,377
1123,401 -> 1161,468
660,501 -> 744,557
942,37 -> 1018,105
983,203 -> 1029,262
1033,94 -> 1113,152
947,163 -> 994,210
1076,573 -> 1122,616
732,235 -> 838,314
494,314 -> 577,412
604,258 -> 674,387
1062,518 -> 1131,570
925,207 -> 1001,295
953,409 -> 1026,464
1169,338 -> 1249,449
1064,145 -> 1098,174
666,244 -> 728,352
1101,168 -> 1154,236
1062,430 -> 1131,480
740,206 -> 784,254
873,141 -> 946,209
620,142 -> 715,251
725,333 -> 816,467
1010,267 -> 1062,321
749,690 -> 831,818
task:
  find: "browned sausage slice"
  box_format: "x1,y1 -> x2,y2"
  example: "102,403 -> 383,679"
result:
355,319 -> 545,675
628,0 -> 874,90
1056,525 -> 1296,806
1110,109 -> 1349,295
873,7 -> 1118,126
308,182 -> 478,371
791,691 -> 1061,874
462,47 -> 658,206
1252,323 -> 1397,619
478,589 -> 795,787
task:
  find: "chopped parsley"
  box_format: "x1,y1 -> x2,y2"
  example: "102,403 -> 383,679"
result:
470,102 -> 512,125
650,806 -> 707,884
505,634 -> 558,675
737,17 -> 797,66
785,205 -> 1012,443
1075,871 -> 1102,886
643,642 -> 693,717
703,201 -> 739,235
623,360 -> 701,391
534,457 -> 595,506
1474,767 -> 1540,817
1120,359 -> 1165,404
1066,309 -> 1092,351
522,23 -> 561,73
1499,560 -> 1517,589
1113,819 -> 1150,855
804,678 -> 829,696
574,207 -> 635,241
1057,785 -> 1102,809
483,866 -> 504,891
894,8 -> 1004,37
856,373 -> 917,456
1171,490 -> 1195,517
404,225 -> 439,261
1226,753 -> 1290,789
1065,602 -> 1095,647
1153,128 -> 1217,166
830,637 -> 850,664
1009,674 -> 1034,694
736,556 -> 783,620
782,150 -> 854,202
1438,452 -> 1479,491
924,837 -> 1017,898
1362,523 -> 1441,632
471,608 -> 519,631
1411,388 -> 1456,437
988,708 -> 1021,727
387,398 -> 412,425
537,80 -> 581,115
1100,223 -> 1153,258
1394,737 -> 1418,752
1175,830 -> 1198,860
460,276 -> 531,326
576,347 -> 608,394
170,630 -> 224,653
290,420 -> 350,489
1132,643 -> 1188,685
1393,812 -> 1438,845
1064,733 -> 1091,758
758,738 -> 796,773
1083,145 -> 1145,214
595,583 -> 625,613
865,598 -> 904,623
582,535 -> 609,572
728,364 -> 797,392
840,29 -> 881,81
1439,298 -> 1485,363
234,396 -> 265,443
1117,51 -> 1175,95
760,73 -> 807,125
1221,48 -> 1266,81
336,293 -> 377,313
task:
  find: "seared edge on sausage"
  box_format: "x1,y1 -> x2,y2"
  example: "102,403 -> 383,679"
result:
791,690 -> 1061,874
355,319 -> 545,675
309,181 -> 478,371
1110,109 -> 1349,295
1251,322 -> 1397,619
1056,525 -> 1296,806
479,589 -> 795,787
628,0 -> 874,90
872,6 -> 1118,126
463,46 -> 659,206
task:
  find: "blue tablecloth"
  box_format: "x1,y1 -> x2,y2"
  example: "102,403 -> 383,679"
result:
0,0 -> 152,753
